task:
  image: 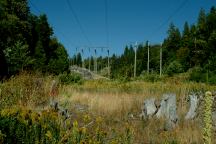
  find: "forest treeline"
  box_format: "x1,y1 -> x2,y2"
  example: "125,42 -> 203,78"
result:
72,6 -> 216,83
0,0 -> 69,79
111,6 -> 216,81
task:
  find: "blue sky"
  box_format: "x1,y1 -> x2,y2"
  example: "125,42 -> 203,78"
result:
29,0 -> 215,58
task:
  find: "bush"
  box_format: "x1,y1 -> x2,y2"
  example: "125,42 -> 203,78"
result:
58,72 -> 83,85
165,61 -> 184,76
208,75 -> 216,85
139,73 -> 162,82
188,67 -> 206,82
188,66 -> 216,84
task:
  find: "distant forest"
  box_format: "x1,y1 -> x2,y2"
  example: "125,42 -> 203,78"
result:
0,0 -> 216,82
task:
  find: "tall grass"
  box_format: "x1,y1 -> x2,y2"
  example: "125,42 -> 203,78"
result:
59,79 -> 216,143
1,73 -> 216,143
0,72 -> 55,109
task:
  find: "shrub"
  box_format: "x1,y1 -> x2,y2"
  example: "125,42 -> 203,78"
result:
188,66 -> 216,84
188,66 -> 206,83
58,72 -> 83,85
165,61 -> 184,76
139,73 -> 162,82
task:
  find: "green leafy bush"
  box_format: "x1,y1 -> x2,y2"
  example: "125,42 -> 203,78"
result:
58,72 -> 83,85
165,61 -> 184,76
139,73 -> 162,82
188,67 -> 216,84
188,67 -> 206,82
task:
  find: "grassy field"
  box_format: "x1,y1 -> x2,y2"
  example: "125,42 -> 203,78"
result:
0,73 -> 216,143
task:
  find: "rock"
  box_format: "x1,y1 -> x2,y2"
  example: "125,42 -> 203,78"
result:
69,65 -> 109,80
140,98 -> 157,119
156,93 -> 178,130
185,94 -> 199,120
70,65 -> 93,80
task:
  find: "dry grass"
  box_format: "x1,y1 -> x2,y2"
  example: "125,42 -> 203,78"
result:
57,80 -> 216,143
1,73 -> 216,143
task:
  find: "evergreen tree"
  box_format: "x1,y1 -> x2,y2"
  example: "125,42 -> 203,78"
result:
3,41 -> 32,74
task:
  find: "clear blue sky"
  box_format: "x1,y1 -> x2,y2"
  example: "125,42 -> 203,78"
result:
29,0 -> 215,58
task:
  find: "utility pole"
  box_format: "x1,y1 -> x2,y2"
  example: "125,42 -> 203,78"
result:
160,43 -> 162,77
147,41 -> 150,74
81,49 -> 84,68
75,47 -> 78,66
87,46 -> 109,75
88,48 -> 91,71
94,48 -> 97,73
107,49 -> 110,77
134,42 -> 137,77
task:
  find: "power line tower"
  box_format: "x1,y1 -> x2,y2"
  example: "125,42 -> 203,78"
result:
88,47 -> 110,75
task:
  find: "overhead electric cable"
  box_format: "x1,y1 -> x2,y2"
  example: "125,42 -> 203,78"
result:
29,0 -> 41,14
66,0 -> 92,46
29,0 -> 76,52
149,0 -> 189,39
105,0 -> 109,47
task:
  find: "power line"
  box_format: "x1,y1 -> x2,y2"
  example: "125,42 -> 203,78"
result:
29,0 -> 76,55
66,0 -> 92,46
149,0 -> 189,39
105,0 -> 109,47
29,0 -> 42,14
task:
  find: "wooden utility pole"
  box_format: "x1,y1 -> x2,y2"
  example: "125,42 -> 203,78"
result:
134,42 -> 137,77
107,49 -> 110,77
94,48 -> 97,73
87,47 -> 109,75
81,49 -> 84,68
147,41 -> 150,74
88,48 -> 91,71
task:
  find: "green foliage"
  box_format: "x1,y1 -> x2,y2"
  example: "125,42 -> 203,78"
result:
47,40 -> 69,74
189,67 -> 206,82
188,66 -> 216,84
139,72 -> 162,82
0,130 -> 6,144
0,0 -> 69,78
165,61 -> 183,76
58,72 -> 83,85
3,40 -> 33,74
